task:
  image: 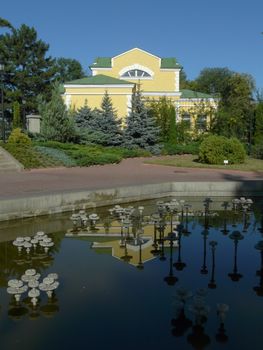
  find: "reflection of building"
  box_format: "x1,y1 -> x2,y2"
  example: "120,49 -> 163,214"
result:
62,48 -> 217,127
66,220 -> 178,267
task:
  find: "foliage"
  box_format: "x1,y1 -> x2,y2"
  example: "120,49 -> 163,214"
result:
39,83 -> 75,142
98,91 -> 123,145
124,86 -> 160,149
251,143 -> 263,159
162,142 -> 200,155
195,67 -> 234,95
175,120 -> 192,144
54,57 -> 85,82
254,102 -> 263,145
12,101 -> 21,129
148,97 -> 175,142
2,143 -> 61,168
74,94 -> 123,146
34,146 -> 77,166
7,128 -> 31,145
212,73 -> 255,142
0,19 -> 56,115
199,135 -> 246,164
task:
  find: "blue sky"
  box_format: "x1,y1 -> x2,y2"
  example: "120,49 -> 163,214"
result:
1,0 -> 263,89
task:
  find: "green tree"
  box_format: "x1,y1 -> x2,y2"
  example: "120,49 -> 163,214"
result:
148,97 -> 175,142
0,19 -> 56,116
54,57 -> 85,82
124,86 -> 160,150
195,67 -> 234,95
99,91 -> 122,145
254,102 -> 263,145
12,101 -> 21,129
213,73 -> 255,142
40,83 -> 75,142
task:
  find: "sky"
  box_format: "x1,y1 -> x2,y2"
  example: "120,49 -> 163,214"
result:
1,0 -> 263,90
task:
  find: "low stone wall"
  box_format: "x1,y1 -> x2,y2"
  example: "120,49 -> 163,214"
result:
0,181 -> 262,222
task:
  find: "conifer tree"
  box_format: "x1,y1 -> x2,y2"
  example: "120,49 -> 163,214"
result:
40,83 -> 74,142
99,91 -> 122,145
124,86 -> 160,149
12,101 -> 21,129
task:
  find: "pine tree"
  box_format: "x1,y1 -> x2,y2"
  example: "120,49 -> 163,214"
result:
124,86 -> 160,150
12,101 -> 21,129
99,91 -> 122,145
40,83 -> 74,142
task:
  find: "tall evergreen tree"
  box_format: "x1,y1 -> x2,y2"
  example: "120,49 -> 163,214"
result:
40,83 -> 74,142
0,19 -> 56,116
124,86 -> 160,149
54,57 -> 85,83
99,91 -> 122,145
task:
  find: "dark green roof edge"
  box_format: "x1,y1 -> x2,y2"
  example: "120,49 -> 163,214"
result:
161,57 -> 182,69
90,57 -> 112,68
64,74 -> 134,85
89,54 -> 182,69
180,89 -> 215,99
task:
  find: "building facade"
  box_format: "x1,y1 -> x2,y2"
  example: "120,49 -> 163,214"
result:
63,48 -> 217,128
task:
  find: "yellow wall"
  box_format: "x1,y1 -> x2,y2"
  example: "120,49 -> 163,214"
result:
93,48 -> 180,92
64,86 -> 133,117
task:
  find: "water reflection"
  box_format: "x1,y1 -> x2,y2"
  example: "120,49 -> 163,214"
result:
1,196 -> 263,349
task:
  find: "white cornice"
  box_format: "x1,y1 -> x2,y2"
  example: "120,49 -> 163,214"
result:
112,48 -> 161,67
142,92 -> 182,97
64,84 -> 134,88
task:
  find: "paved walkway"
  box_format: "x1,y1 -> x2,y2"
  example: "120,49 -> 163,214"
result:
0,158 -> 263,200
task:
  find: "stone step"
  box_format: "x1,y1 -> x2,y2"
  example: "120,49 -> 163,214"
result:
0,146 -> 24,173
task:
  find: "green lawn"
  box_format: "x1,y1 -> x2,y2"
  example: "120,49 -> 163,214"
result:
144,154 -> 263,172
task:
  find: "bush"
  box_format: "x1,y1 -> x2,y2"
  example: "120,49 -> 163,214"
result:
199,135 -> 246,164
8,128 -> 32,146
3,144 -> 62,169
34,146 -> 77,167
162,142 -> 200,155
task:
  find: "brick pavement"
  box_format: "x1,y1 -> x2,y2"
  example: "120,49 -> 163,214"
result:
0,158 -> 263,199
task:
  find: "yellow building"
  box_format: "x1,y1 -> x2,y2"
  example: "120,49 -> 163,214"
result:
63,48 -> 217,128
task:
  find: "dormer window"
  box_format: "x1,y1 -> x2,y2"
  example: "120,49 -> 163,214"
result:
121,69 -> 151,78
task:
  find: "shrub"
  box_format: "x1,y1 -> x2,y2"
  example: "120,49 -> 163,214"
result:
162,142 -> 200,155
7,128 -> 32,146
199,135 -> 246,164
34,146 -> 77,167
3,144 -> 61,169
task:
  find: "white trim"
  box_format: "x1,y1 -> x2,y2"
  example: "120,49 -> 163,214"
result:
65,95 -> 71,110
90,67 -> 112,72
64,84 -> 134,88
175,71 -> 179,92
64,92 -> 133,95
142,92 -> 182,97
179,98 -> 217,102
160,68 -> 181,72
127,94 -> 132,115
112,47 -> 161,66
119,64 -> 154,78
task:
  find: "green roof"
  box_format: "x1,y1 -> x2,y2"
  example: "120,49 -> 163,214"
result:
64,74 -> 134,85
89,55 -> 182,69
90,57 -> 112,68
180,89 -> 214,99
161,57 -> 182,69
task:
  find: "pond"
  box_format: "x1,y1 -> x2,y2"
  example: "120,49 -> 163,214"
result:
0,197 -> 262,350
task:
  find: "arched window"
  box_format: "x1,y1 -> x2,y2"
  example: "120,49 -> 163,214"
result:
121,69 -> 151,78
